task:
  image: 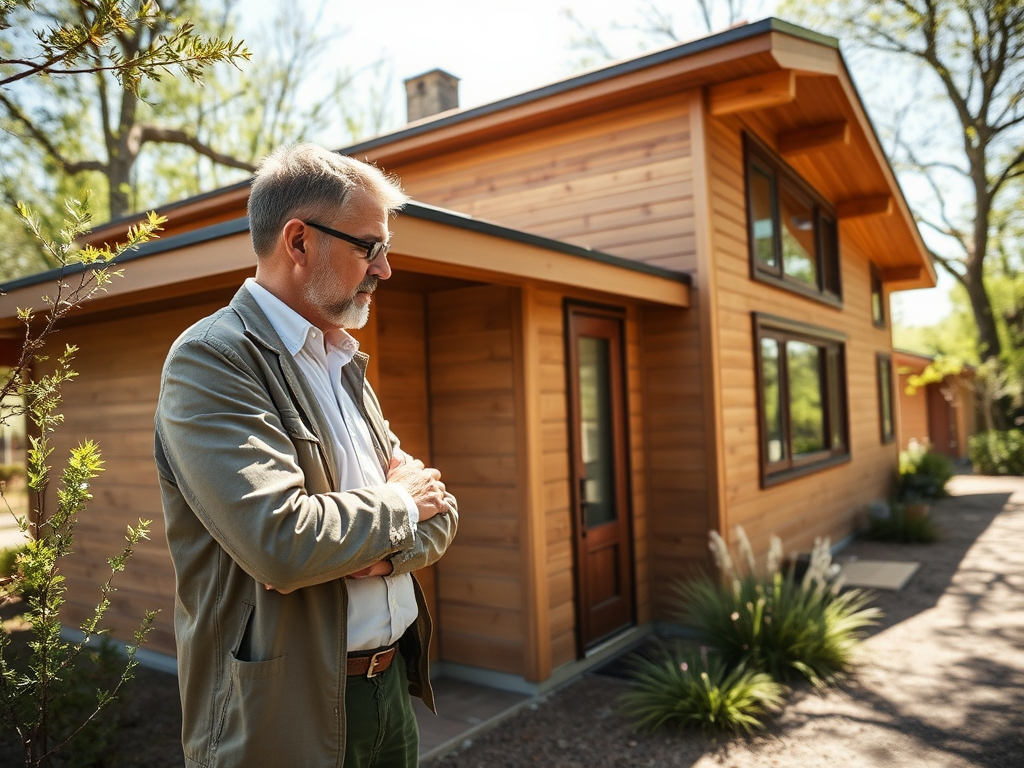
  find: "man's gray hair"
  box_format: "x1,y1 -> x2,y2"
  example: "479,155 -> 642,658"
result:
248,143 -> 409,257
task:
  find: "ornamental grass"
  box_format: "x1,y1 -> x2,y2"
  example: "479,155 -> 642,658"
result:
672,528 -> 881,687
619,642 -> 786,735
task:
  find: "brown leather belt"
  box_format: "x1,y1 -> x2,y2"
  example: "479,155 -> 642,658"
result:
347,645 -> 397,678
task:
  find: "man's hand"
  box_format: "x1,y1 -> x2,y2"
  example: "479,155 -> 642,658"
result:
387,455 -> 450,521
347,560 -> 394,579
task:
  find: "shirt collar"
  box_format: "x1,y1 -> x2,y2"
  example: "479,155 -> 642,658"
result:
244,278 -> 360,363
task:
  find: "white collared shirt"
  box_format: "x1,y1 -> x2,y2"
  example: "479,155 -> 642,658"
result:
245,278 -> 419,650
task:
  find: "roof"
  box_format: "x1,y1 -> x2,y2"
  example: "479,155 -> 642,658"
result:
0,201 -> 691,328
25,16 -> 931,308
346,18 -> 838,158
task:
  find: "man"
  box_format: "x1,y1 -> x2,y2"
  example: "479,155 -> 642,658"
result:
154,143 -> 457,768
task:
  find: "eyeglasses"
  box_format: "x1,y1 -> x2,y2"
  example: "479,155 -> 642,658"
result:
305,221 -> 390,263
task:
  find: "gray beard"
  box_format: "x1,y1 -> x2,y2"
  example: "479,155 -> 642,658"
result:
305,256 -> 378,328
339,298 -> 371,329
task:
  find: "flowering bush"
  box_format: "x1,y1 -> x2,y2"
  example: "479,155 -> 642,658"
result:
672,528 -> 880,686
898,441 -> 954,500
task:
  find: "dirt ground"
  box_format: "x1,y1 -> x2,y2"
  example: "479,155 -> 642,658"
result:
2,474 -> 1022,767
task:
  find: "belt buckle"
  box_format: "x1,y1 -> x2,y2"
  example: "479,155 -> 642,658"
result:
366,648 -> 388,679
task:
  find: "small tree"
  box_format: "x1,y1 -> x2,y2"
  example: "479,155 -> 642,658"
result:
0,201 -> 165,767
0,1 -> 248,764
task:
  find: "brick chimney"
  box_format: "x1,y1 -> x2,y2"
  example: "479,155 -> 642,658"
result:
404,69 -> 460,123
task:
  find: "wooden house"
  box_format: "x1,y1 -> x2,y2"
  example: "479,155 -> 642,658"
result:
893,349 -> 977,460
0,18 -> 934,692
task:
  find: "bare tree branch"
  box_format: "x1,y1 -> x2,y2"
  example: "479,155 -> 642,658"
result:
0,92 -> 106,175
127,124 -> 256,172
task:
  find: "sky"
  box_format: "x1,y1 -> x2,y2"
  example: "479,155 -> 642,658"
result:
237,0 -> 953,327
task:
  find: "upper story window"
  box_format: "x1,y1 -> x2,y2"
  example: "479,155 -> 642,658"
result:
744,134 -> 842,306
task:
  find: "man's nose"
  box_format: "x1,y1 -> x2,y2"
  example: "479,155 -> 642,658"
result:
369,253 -> 392,280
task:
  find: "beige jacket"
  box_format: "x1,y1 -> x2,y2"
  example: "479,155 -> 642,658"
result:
154,288 -> 457,768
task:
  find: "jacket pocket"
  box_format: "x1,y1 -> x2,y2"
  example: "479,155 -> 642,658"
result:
279,409 -> 332,493
213,654 -> 290,765
279,409 -> 319,443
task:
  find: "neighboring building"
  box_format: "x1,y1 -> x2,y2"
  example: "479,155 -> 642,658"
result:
893,349 -> 977,460
0,19 -> 934,692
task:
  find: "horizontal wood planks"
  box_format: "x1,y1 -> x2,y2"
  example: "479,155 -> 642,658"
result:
529,289 -> 575,669
373,290 -> 442,660
706,113 -> 899,559
395,94 -> 697,274
427,285 -> 526,675
896,375 -> 930,452
37,298 -> 230,656
640,301 -> 713,615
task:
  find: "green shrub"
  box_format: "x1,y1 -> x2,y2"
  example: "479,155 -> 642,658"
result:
0,543 -> 27,580
865,503 -> 939,544
619,642 -> 786,734
0,464 -> 24,483
898,443 -> 954,500
968,430 -> 1024,476
673,530 -> 881,687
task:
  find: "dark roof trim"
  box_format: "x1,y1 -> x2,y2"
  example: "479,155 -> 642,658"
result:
344,17 -> 838,157
1,202 -> 690,292
0,217 -> 251,292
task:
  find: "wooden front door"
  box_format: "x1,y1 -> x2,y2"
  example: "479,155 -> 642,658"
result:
566,305 -> 634,651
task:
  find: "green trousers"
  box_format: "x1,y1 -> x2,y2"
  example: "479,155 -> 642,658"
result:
343,652 -> 420,768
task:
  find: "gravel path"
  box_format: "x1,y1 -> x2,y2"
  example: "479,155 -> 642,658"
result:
427,475 -> 1024,768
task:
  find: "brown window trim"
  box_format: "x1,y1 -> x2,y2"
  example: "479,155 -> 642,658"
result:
877,352 -> 896,443
744,132 -> 842,308
871,263 -> 886,328
753,313 -> 850,488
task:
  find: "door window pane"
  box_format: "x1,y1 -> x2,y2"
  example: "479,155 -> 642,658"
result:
780,187 -> 818,288
761,337 -> 785,463
578,337 -> 616,527
787,340 -> 825,456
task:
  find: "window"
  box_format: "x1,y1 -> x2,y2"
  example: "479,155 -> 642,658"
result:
871,264 -> 886,327
754,313 -> 849,486
877,353 -> 895,443
744,134 -> 841,305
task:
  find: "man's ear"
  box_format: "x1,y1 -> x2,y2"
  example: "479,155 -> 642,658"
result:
282,219 -> 309,267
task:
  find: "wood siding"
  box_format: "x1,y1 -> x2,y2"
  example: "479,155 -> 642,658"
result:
395,94 -> 696,273
897,374 -> 930,453
46,296 -> 235,655
705,112 -> 898,557
528,289 -> 575,669
50,285 -> 446,659
524,290 -> 651,669
389,93 -> 702,626
371,290 -> 439,658
427,285 -> 525,675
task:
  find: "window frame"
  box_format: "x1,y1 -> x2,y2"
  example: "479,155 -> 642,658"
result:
753,313 -> 850,488
743,133 -> 842,307
877,352 -> 896,444
870,263 -> 886,328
